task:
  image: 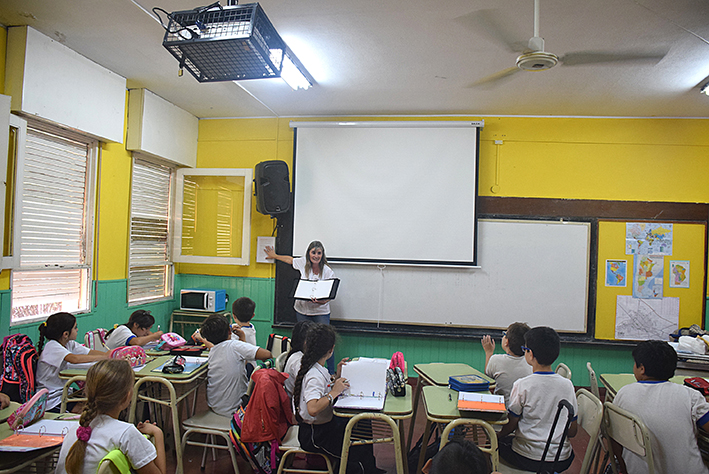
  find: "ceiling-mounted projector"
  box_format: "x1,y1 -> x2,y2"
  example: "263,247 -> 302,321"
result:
161,2 -> 291,83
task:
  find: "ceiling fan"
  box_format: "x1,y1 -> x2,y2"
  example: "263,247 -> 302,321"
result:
470,0 -> 667,87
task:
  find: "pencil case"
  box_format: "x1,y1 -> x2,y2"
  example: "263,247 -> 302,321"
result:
8,388 -> 48,430
169,346 -> 204,356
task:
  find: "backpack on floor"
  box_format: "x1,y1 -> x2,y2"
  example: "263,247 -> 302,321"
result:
230,406 -> 275,474
0,334 -> 38,403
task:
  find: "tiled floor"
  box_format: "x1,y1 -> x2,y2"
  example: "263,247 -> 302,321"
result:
168,382 -> 599,474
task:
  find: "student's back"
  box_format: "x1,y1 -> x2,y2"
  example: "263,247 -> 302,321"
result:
614,340 -> 709,474
482,322 -> 531,406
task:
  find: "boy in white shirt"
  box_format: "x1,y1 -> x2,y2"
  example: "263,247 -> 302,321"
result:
481,322 -> 532,406
612,340 -> 709,474
497,326 -> 578,472
200,314 -> 271,417
232,297 -> 257,346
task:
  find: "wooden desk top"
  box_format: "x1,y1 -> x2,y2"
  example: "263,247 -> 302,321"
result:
600,373 -> 690,397
413,363 -> 494,387
61,355 -> 209,383
422,386 -> 507,424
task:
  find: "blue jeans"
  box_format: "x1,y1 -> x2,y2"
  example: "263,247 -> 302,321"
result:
296,311 -> 335,373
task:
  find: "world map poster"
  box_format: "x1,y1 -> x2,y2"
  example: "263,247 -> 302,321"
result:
625,222 -> 673,255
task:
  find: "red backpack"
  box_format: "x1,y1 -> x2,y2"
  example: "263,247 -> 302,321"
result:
0,334 -> 38,403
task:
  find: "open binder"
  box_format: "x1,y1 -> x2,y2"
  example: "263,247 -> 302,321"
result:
0,419 -> 77,452
290,278 -> 340,301
334,358 -> 388,410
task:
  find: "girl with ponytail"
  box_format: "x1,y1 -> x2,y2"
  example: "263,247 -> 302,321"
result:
293,324 -> 382,474
36,312 -> 109,412
56,359 -> 166,474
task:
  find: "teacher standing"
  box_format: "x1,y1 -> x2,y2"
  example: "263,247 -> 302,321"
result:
265,241 -> 336,371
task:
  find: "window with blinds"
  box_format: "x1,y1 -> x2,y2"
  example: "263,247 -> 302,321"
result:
11,122 -> 96,323
128,157 -> 174,303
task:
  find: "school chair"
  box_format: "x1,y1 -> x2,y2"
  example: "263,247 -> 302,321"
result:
576,389 -> 605,474
180,409 -> 241,474
277,425 -> 335,474
439,418 -> 499,472
60,375 -> 87,413
275,352 -> 289,372
97,450 -> 131,474
555,363 -> 572,380
340,412 -> 404,474
587,362 -> 601,400
603,401 -> 655,474
266,334 -> 291,359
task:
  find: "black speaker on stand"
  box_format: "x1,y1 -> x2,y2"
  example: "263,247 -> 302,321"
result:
254,160 -> 291,216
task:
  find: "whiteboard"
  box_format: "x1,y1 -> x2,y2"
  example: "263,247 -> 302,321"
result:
327,219 -> 590,332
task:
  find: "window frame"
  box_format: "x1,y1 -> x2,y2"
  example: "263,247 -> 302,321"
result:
173,168 -> 253,265
127,154 -> 176,305
9,117 -> 98,326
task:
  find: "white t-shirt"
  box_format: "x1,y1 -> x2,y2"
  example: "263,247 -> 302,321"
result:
55,414 -> 157,474
206,339 -> 259,416
104,325 -> 136,350
614,380 -> 709,474
284,351 -> 304,398
36,340 -> 91,410
298,362 -> 333,424
238,323 -> 257,347
485,353 -> 532,406
292,256 -> 335,316
507,372 -> 578,462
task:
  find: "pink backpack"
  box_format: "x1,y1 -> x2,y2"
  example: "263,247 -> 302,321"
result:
7,388 -> 48,430
160,333 -> 187,350
390,351 -> 405,373
84,328 -> 109,351
110,346 -> 147,368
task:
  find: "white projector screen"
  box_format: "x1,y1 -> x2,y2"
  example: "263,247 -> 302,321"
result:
291,122 -> 481,266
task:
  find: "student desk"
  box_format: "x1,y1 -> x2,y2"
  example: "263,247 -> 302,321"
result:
0,403 -> 62,474
334,384 -> 413,474
61,355 -> 209,474
406,363 -> 494,452
414,386 -> 507,474
599,373 -> 689,401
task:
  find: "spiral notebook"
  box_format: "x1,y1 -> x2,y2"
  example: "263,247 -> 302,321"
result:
334,358 -> 389,410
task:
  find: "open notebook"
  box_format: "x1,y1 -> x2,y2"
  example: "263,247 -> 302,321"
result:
334,358 -> 389,410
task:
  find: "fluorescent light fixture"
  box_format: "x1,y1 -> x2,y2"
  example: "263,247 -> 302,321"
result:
281,52 -> 312,90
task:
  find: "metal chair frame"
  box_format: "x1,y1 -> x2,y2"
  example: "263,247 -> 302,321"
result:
340,412 -> 404,474
603,401 -> 655,474
440,418 -> 499,472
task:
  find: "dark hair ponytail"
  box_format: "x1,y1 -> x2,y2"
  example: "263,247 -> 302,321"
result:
37,312 -> 76,354
285,320 -> 315,366
292,323 -> 336,423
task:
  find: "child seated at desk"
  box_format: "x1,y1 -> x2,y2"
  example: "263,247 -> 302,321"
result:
481,322 -> 532,406
612,339 -> 709,474
191,297 -> 257,350
104,310 -> 163,351
284,320 -> 315,399
497,326 -> 578,472
293,323 -> 382,474
36,312 -> 109,412
56,359 -> 165,474
200,314 -> 271,417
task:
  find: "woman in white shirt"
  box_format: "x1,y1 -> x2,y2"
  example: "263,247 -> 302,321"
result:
266,241 -> 337,371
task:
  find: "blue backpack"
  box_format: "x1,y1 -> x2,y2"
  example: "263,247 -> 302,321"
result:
0,334 -> 38,403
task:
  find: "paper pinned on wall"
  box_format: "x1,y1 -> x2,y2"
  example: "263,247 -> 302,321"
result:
257,236 -> 276,263
615,295 -> 679,340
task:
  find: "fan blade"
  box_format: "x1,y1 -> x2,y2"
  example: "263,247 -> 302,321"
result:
559,50 -> 667,66
454,9 -> 527,53
469,67 -> 522,88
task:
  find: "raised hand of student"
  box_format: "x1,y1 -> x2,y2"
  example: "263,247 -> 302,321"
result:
481,335 -> 495,354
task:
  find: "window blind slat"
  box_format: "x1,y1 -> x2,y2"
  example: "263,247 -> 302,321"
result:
128,158 -> 173,302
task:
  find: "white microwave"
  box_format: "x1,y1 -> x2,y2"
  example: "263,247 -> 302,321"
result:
180,289 -> 227,312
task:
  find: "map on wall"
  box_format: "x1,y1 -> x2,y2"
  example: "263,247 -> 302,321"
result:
669,260 -> 690,288
605,260 -> 627,287
625,222 -> 673,255
615,295 -> 679,340
633,255 -> 664,299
